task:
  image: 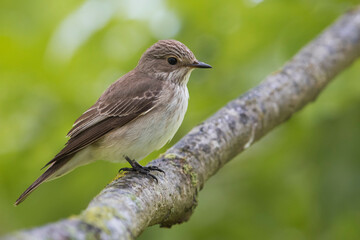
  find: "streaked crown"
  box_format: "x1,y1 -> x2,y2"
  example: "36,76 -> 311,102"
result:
144,40 -> 196,61
136,40 -> 211,84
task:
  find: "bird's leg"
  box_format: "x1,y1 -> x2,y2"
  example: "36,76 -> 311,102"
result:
118,155 -> 165,183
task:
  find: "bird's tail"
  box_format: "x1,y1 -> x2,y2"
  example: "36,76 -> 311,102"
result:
14,159 -> 69,206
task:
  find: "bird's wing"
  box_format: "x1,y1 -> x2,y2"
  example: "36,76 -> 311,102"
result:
45,71 -> 163,168
15,72 -> 164,205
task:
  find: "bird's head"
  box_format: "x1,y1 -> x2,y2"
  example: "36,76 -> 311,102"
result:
137,40 -> 211,85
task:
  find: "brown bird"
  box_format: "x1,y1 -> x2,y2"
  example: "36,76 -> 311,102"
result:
15,40 -> 211,205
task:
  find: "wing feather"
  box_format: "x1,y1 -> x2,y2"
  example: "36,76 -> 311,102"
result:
44,71 -> 163,168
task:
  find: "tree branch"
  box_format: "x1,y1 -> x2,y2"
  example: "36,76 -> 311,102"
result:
4,6 -> 360,240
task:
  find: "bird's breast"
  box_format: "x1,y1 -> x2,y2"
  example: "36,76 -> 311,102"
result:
95,84 -> 189,162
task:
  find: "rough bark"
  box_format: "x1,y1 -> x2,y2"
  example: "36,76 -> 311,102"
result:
3,6 -> 360,240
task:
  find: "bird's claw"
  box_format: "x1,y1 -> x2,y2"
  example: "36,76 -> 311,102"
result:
119,156 -> 165,183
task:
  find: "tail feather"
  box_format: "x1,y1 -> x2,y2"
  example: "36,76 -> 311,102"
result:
15,159 -> 69,206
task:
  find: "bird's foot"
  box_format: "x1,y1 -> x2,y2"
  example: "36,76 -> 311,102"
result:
119,156 -> 165,183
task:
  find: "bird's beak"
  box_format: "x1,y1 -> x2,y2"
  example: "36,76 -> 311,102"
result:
188,61 -> 212,69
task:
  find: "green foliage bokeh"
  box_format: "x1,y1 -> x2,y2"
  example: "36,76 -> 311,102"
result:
0,0 -> 359,239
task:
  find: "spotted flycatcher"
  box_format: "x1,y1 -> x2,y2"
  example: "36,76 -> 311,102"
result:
15,40 -> 211,205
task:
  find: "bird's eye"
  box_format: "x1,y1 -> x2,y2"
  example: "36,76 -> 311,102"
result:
167,57 -> 177,65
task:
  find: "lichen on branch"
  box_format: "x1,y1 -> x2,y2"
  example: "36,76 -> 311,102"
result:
3,5 -> 360,240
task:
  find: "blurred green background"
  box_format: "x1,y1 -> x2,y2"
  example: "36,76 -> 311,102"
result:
1,0 -> 360,239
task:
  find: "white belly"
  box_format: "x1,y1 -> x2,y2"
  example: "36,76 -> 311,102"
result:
93,85 -> 189,163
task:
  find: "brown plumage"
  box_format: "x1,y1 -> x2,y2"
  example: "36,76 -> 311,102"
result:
15,40 -> 211,205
